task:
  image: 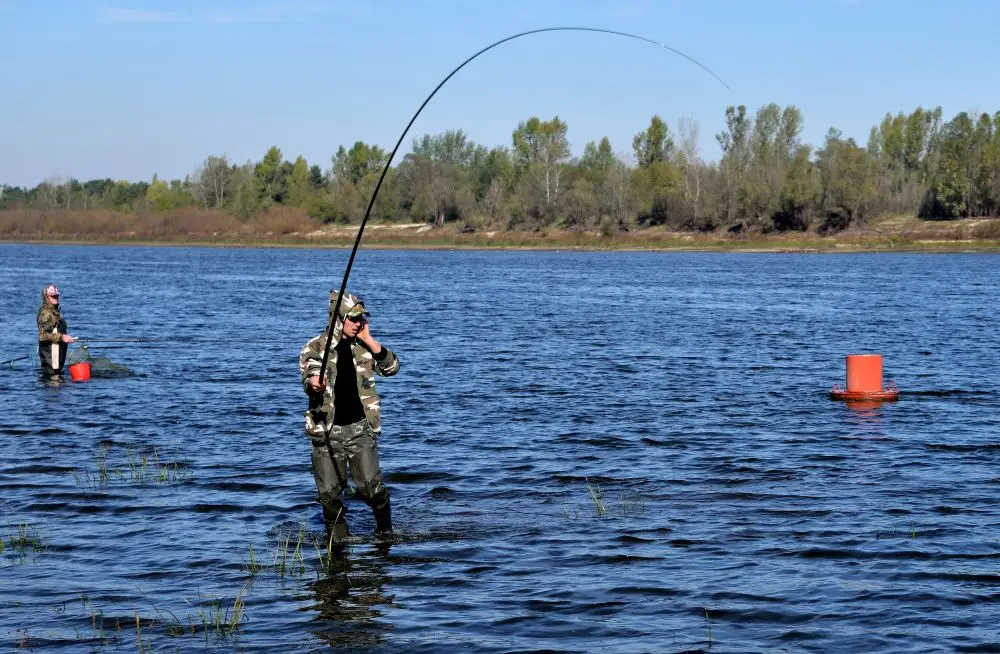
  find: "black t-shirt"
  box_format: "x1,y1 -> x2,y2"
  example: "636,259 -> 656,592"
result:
333,338 -> 366,425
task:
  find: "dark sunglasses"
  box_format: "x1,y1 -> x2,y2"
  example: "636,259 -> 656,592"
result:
345,314 -> 366,322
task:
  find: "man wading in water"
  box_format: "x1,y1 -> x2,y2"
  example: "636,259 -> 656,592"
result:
36,284 -> 75,376
299,291 -> 400,544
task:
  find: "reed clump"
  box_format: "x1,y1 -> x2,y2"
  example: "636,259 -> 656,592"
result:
586,478 -> 610,517
185,582 -> 250,643
72,444 -> 191,489
5,522 -> 44,563
242,523 -> 308,579
46,583 -> 250,649
577,479 -> 648,519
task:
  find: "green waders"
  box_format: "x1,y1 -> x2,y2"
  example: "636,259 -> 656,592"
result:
311,418 -> 392,541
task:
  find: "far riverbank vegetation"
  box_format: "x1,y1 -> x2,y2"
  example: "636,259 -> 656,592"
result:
4,103 -> 1000,249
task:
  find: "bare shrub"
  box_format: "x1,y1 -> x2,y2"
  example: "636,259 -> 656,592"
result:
134,209 -> 241,237
971,219 -> 1000,240
243,206 -> 314,235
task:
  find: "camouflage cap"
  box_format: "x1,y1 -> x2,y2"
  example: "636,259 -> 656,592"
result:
329,290 -> 371,319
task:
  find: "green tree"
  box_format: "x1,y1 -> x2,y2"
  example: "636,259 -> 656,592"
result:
579,137 -> 615,181
401,130 -> 480,227
816,128 -> 878,231
773,146 -> 818,231
470,146 -> 514,224
633,161 -> 684,228
512,116 -> 571,212
287,155 -> 312,208
146,175 -> 172,212
332,142 -> 388,186
309,164 -> 325,190
228,161 -> 262,218
633,115 -> 675,168
328,141 -> 390,222
869,106 -> 943,213
192,155 -> 232,208
255,146 -> 287,205
716,105 -> 752,222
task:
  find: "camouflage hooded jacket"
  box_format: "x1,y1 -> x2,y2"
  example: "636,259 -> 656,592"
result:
36,288 -> 68,344
298,292 -> 400,441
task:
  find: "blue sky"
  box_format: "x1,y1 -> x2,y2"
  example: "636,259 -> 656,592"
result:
2,0 -> 999,187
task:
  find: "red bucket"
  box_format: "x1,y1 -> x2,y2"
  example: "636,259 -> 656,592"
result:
68,361 -> 91,381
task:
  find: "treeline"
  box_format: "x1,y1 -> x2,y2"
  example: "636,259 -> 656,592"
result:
3,103 -> 1000,236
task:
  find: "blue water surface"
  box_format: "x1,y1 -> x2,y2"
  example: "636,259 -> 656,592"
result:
1,243 -> 998,653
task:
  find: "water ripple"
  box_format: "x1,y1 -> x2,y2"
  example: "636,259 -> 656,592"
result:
2,246 -> 1000,652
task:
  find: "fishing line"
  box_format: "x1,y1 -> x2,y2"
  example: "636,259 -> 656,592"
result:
318,25 -> 730,382
76,337 -> 286,345
73,344 -> 172,350
76,338 -> 170,344
3,337 -> 283,370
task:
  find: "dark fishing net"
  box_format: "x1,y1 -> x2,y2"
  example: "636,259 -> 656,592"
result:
69,345 -> 135,378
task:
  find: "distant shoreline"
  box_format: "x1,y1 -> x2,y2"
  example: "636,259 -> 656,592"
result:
4,238 -> 1000,253
4,210 -> 1000,253
3,233 -> 1000,253
4,209 -> 1000,253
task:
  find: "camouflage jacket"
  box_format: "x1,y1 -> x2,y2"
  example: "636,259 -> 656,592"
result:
36,289 -> 67,344
299,331 -> 400,441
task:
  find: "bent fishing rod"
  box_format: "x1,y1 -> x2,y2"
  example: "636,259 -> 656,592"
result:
317,26 -> 730,384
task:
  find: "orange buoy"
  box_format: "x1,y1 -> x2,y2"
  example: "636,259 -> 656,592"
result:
830,354 -> 898,402
68,361 -> 91,382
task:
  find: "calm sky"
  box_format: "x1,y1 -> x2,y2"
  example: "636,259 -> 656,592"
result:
2,0 -> 998,187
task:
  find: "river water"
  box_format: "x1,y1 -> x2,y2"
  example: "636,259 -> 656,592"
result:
1,243 -> 998,653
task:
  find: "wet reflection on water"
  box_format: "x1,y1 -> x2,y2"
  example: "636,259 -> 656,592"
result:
308,546 -> 394,649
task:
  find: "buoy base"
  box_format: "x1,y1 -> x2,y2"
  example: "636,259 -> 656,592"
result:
829,381 -> 898,402
69,361 -> 91,382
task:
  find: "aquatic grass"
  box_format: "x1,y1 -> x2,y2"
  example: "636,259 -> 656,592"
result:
72,444 -> 192,489
561,505 -> 582,521
242,523 -> 309,579
97,452 -> 109,485
18,606 -> 127,648
704,607 -> 713,648
229,584 -> 248,636
9,522 -> 43,551
135,610 -> 154,653
70,592 -> 118,645
875,521 -> 920,541
242,542 -> 264,576
186,582 -> 249,642
617,490 -> 647,517
136,592 -> 188,638
316,540 -> 332,573
64,585 -> 250,647
91,608 -> 105,640
272,524 -> 308,578
586,478 -> 609,516
316,528 -> 352,575
579,480 -> 647,519
16,628 -> 32,648
5,522 -> 44,563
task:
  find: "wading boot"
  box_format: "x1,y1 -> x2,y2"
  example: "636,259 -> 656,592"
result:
325,521 -> 350,549
373,500 -> 393,539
